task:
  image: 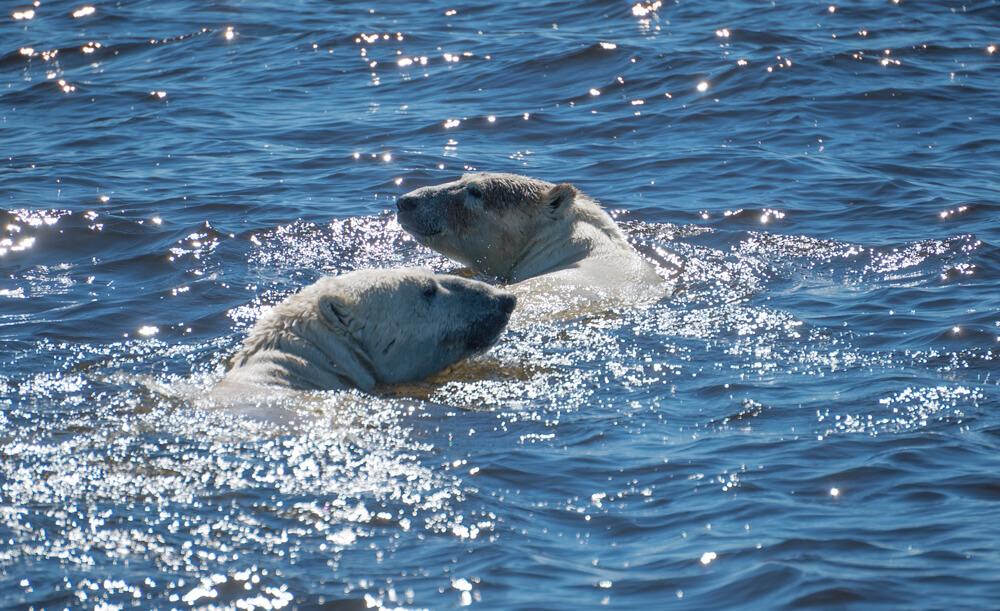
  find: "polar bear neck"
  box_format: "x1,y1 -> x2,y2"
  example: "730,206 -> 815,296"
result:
504,196 -> 630,283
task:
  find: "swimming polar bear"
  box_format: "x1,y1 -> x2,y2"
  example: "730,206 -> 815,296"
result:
216,268 -> 516,393
396,173 -> 668,315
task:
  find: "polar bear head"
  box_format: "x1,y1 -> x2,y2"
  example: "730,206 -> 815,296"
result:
224,268 -> 516,391
397,173 -> 602,281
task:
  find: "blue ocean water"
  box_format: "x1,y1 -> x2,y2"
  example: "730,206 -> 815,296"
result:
2,0 -> 999,608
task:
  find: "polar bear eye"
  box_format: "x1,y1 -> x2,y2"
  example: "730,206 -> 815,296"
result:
422,284 -> 438,299
466,183 -> 484,199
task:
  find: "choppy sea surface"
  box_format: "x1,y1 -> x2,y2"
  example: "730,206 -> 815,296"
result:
3,1 -> 999,608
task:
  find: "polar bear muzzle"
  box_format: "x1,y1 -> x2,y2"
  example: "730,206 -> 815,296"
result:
464,290 -> 517,351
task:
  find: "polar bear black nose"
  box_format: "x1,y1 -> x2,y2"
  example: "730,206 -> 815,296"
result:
397,195 -> 418,212
499,293 -> 517,314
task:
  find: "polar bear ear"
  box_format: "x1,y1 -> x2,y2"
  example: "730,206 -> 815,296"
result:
322,292 -> 355,329
540,183 -> 577,218
316,293 -> 378,390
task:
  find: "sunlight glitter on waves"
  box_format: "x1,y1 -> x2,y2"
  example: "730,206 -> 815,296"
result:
735,230 -> 863,262
356,32 -> 404,44
178,572 -> 294,609
248,215 -> 450,275
864,236 -> 975,276
631,1 -> 662,17
167,230 -> 221,262
939,205 -> 968,218
0,235 -> 34,255
0,210 -> 71,254
760,208 -> 785,224
1,383 -> 475,572
818,385 -> 982,436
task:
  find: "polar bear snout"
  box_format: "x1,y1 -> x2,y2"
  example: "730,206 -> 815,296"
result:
436,274 -> 516,351
396,192 -> 444,239
465,290 -> 517,351
439,276 -> 516,317
499,293 -> 517,315
396,194 -> 418,212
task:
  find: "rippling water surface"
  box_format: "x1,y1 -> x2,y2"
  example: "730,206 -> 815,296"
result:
3,1 -> 999,608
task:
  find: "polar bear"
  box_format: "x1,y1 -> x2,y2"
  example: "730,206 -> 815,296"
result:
396,173 -> 668,313
216,268 -> 516,393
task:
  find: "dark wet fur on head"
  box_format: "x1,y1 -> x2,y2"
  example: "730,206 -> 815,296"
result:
444,194 -> 478,230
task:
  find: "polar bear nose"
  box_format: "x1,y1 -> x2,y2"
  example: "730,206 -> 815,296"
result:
499,293 -> 517,314
397,195 -> 418,212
